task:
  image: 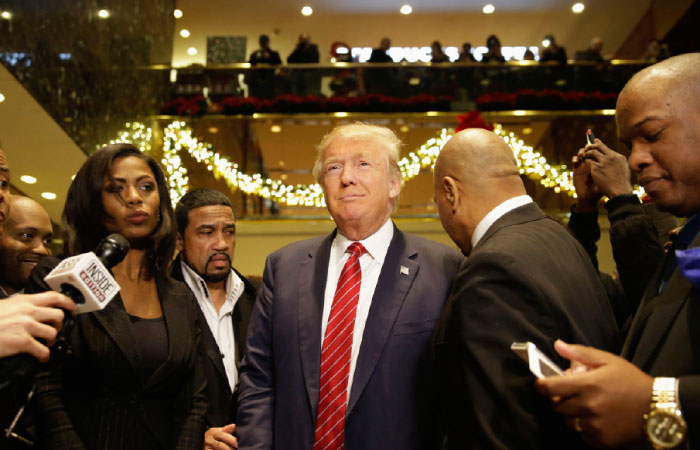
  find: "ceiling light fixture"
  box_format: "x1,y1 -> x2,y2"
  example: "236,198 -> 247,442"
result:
301,6 -> 313,16
187,47 -> 198,56
1,11 -> 12,20
270,125 -> 282,133
41,192 -> 57,200
173,9 -> 183,18
208,127 -> 219,134
400,4 -> 412,15
20,175 -> 37,184
522,127 -> 533,135
482,4 -> 495,14
0,93 -> 5,103
572,3 -> 585,13
180,29 -> 190,38
97,9 -> 110,19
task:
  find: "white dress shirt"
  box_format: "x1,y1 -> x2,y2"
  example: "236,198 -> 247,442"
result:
321,218 -> 394,400
471,195 -> 533,248
180,261 -> 244,392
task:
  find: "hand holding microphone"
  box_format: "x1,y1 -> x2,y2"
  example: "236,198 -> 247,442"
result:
0,292 -> 76,362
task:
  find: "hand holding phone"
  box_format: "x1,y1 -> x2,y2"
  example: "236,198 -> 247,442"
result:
511,341 -> 564,378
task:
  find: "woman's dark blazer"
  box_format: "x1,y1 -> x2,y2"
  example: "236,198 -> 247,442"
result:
27,257 -> 207,450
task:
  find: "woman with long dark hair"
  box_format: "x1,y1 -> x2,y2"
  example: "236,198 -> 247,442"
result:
28,144 -> 206,449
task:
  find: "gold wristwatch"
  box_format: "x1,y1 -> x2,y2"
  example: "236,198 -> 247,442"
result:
643,377 -> 687,449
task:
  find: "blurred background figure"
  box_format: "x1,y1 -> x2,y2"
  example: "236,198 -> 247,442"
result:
457,42 -> 476,62
575,37 -> 605,62
481,34 -> 506,63
522,49 -> 536,61
247,34 -> 281,99
431,40 -> 449,63
369,37 -> 393,63
329,41 -> 358,96
287,33 -> 321,95
540,34 -> 567,63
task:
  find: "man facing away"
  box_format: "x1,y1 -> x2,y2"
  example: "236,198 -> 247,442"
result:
172,188 -> 257,450
236,122 -> 463,450
0,195 -> 53,297
432,128 -> 619,449
537,53 -> 700,450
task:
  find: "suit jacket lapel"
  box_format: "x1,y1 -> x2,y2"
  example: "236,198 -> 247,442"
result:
298,233 -> 334,417
347,227 -> 417,414
93,295 -> 144,383
623,231 -> 700,368
197,302 -> 230,391
629,270 -> 692,369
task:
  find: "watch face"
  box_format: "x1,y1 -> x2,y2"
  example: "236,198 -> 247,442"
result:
647,410 -> 686,448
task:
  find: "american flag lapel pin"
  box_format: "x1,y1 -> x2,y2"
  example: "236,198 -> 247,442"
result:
400,265 -> 409,276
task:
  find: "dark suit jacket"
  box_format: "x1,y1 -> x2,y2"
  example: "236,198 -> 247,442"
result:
433,203 -> 620,450
170,256 -> 257,426
236,225 -> 463,450
27,257 -> 207,450
621,229 -> 700,449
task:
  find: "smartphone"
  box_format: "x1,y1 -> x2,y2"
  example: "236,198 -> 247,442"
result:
511,341 -> 564,378
586,129 -> 596,145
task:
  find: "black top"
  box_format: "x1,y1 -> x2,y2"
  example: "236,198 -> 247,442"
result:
128,314 -> 169,379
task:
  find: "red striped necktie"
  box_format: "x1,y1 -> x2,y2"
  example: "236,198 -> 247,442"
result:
313,241 -> 367,450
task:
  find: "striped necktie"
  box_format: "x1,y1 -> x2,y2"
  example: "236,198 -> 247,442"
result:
313,242 -> 366,450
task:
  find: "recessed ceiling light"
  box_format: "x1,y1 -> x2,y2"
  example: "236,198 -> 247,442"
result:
0,93 -> 5,103
399,125 -> 410,133
97,9 -> 110,19
20,175 -> 37,184
173,9 -> 183,18
208,127 -> 219,134
41,192 -> 57,200
301,6 -> 313,16
71,174 -> 76,180
483,4 -> 495,14
572,3 -> 585,13
542,38 -> 551,47
522,127 -> 533,135
180,29 -> 190,38
270,125 -> 282,133
187,47 -> 198,56
1,11 -> 11,20
280,174 -> 288,181
400,4 -> 412,15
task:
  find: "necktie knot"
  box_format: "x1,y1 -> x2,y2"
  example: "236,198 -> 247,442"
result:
347,242 -> 367,258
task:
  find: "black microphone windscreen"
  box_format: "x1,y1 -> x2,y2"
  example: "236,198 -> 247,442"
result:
95,234 -> 130,269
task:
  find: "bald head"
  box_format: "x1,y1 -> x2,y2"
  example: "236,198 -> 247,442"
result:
617,53 -> 700,216
433,128 -> 525,255
0,195 -> 53,294
619,53 -> 700,110
435,128 -> 521,186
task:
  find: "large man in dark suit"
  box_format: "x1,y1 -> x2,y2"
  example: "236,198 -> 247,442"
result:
537,53 -> 700,450
431,128 -> 620,449
236,123 -> 463,450
172,188 -> 257,450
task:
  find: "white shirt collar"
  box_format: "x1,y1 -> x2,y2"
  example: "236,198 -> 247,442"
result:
179,259 -> 244,311
333,218 -> 394,264
471,195 -> 533,248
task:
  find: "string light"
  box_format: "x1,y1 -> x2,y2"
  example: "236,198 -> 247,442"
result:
104,120 -> 643,207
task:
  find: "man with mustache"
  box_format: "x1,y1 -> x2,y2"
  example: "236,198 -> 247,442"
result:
172,188 -> 257,450
0,196 -> 53,297
537,53 -> 700,449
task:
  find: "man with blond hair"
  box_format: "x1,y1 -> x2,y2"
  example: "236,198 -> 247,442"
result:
237,123 -> 462,450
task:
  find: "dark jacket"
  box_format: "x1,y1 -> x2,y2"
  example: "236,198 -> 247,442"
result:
170,256 -> 257,426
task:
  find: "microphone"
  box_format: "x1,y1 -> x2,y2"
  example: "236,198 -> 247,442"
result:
44,234 -> 130,314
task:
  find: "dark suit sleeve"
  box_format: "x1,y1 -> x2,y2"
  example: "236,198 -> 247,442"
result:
679,375 -> 700,447
444,251 -> 575,450
236,254 -> 277,449
174,303 -> 208,450
567,207 -> 601,271
605,195 -> 664,315
27,257 -> 87,449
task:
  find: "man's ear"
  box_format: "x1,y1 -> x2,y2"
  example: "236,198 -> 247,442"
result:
442,176 -> 460,213
175,232 -> 184,253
